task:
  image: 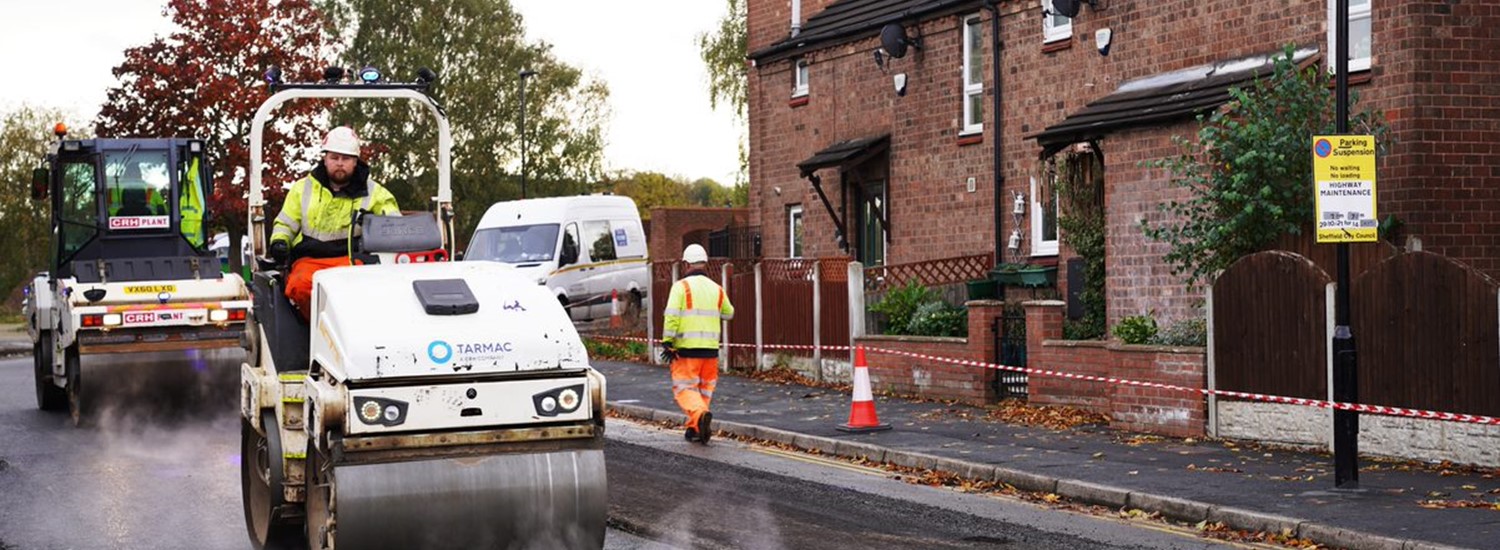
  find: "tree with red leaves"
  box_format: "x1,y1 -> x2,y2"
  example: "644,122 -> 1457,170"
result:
96,0 -> 334,272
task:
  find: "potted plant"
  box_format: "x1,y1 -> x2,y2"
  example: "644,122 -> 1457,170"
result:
1017,264 -> 1057,287
990,263 -> 1027,285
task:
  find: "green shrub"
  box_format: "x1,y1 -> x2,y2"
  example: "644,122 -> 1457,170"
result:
869,280 -> 937,334
906,300 -> 968,337
1112,315 -> 1158,345
1149,318 -> 1207,347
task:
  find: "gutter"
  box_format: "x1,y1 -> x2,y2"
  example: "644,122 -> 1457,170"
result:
985,1 -> 1004,266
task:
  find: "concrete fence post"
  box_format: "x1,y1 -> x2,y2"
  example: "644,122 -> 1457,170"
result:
812,260 -> 823,382
1206,289 -> 1217,438
755,262 -> 765,371
721,262 -> 731,373
848,261 -> 865,372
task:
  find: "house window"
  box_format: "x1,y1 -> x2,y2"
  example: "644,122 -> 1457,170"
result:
1042,0 -> 1071,44
1328,0 -> 1372,72
857,182 -> 887,266
793,58 -> 809,97
787,204 -> 804,258
962,14 -> 984,134
1031,175 -> 1059,256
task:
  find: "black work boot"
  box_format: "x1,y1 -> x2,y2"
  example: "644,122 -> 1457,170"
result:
696,411 -> 713,444
684,426 -> 698,442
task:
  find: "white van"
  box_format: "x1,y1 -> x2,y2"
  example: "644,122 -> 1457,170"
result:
466,195 -> 649,321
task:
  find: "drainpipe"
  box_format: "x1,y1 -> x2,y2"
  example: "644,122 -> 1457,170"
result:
985,1 -> 1005,266
791,0 -> 802,37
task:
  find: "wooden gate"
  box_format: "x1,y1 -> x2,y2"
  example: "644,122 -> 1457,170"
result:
1213,251 -> 1331,400
1353,251 -> 1500,417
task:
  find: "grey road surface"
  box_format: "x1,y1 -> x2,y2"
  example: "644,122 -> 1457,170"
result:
0,353 -> 661,550
606,420 -> 1246,550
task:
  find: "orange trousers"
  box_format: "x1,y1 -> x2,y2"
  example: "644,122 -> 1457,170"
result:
285,256 -> 352,315
670,356 -> 719,430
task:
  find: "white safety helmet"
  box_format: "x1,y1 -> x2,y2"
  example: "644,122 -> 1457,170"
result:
682,244 -> 708,264
321,126 -> 362,158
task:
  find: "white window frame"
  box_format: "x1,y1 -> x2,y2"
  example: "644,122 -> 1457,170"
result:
1327,0 -> 1372,73
962,14 -> 984,135
793,58 -> 809,97
788,204 -> 804,258
1030,175 -> 1059,256
1042,0 -> 1072,44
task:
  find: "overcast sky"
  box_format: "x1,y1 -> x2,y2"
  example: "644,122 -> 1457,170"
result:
0,0 -> 742,184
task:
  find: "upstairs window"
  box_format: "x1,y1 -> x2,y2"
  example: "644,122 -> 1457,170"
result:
787,204 -> 804,258
1328,0 -> 1372,72
793,58 -> 809,97
962,14 -> 985,134
1042,0 -> 1071,44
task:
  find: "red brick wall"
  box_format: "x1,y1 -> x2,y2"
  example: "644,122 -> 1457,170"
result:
1026,300 -> 1206,436
852,300 -> 1007,405
648,207 -> 749,261
749,0 -> 1500,329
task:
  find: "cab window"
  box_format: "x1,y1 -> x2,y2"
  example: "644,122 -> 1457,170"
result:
559,223 -> 581,266
104,149 -> 171,226
583,220 -> 616,262
58,161 -> 98,260
179,153 -> 207,248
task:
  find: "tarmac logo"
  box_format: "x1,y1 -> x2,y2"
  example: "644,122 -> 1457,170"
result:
428,340 -> 454,365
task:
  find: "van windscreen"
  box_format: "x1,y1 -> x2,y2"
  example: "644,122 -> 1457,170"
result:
467,224 -> 560,263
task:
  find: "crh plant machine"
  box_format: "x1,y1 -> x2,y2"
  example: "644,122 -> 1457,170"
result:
238,67 -> 607,549
24,128 -> 250,424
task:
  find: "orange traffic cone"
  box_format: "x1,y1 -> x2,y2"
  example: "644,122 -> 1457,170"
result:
609,289 -> 622,328
838,346 -> 891,433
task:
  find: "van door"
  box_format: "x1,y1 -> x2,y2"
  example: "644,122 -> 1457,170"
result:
555,222 -> 588,321
579,220 -> 617,320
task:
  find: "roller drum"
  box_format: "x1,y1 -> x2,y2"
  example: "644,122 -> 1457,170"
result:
332,449 -> 606,549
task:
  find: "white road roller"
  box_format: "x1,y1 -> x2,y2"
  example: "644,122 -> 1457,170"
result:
238,68 -> 607,549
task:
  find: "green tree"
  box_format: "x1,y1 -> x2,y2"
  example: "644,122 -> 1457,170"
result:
0,107 -> 90,304
697,0 -> 748,185
688,177 -> 737,207
1140,46 -> 1387,287
602,171 -> 690,220
322,0 -> 610,241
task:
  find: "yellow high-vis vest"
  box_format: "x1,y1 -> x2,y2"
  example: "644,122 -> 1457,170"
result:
662,274 -> 735,351
271,174 -> 399,248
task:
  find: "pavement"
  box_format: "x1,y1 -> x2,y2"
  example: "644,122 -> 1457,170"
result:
595,358 -> 1499,550
0,323 -> 29,358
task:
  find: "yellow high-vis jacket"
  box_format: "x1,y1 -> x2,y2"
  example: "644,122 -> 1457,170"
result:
662,272 -> 734,356
271,163 -> 398,258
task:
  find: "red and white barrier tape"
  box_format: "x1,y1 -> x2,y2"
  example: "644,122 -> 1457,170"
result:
585,334 -> 1500,426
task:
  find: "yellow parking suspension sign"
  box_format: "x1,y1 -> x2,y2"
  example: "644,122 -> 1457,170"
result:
1313,135 -> 1378,243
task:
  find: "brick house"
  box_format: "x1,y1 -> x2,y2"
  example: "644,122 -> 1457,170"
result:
746,0 -> 1500,326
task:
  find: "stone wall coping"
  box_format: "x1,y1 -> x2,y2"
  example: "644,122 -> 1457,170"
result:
1041,339 -> 1110,349
1039,339 -> 1207,355
964,299 -> 1007,307
1022,299 -> 1066,307
857,334 -> 968,345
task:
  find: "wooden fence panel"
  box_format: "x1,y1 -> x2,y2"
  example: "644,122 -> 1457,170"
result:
762,259 -> 816,352
818,258 -> 851,349
1213,251 -> 1330,400
1353,251 -> 1500,417
727,263 -> 758,365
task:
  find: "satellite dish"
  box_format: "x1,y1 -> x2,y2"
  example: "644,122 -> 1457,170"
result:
1050,0 -> 1083,18
880,23 -> 919,59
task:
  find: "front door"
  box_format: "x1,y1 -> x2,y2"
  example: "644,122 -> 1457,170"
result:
857,180 -> 886,266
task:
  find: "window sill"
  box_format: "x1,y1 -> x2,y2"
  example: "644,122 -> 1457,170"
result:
957,133 -> 983,146
1324,69 -> 1373,87
1026,253 -> 1059,266
789,95 -> 810,108
1042,39 -> 1071,54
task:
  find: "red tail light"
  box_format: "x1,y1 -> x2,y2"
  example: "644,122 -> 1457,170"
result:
81,314 -> 103,327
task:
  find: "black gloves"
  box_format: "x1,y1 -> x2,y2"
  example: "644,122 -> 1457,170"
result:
659,344 -> 677,364
269,241 -> 289,264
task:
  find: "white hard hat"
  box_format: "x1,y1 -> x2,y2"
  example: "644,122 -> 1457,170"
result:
321,126 -> 362,158
682,244 -> 708,264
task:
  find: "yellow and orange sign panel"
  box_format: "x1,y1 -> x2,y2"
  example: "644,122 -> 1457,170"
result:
1313,135 -> 1377,243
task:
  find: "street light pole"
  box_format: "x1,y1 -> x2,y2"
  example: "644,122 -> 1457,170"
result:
519,69 -> 537,199
1331,0 -> 1359,490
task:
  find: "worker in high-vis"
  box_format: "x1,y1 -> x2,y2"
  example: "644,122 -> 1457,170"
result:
269,126 -> 400,316
660,244 -> 734,444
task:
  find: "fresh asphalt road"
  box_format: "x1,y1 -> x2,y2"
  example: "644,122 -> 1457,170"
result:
0,351 -> 1245,549
0,352 -> 665,550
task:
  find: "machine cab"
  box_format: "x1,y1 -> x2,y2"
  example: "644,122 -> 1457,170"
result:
38,137 -> 215,282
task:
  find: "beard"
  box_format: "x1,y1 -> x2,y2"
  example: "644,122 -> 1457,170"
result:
327,165 -> 352,185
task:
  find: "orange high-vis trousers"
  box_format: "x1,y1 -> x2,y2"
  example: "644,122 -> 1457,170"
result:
670,356 -> 719,430
286,256 -> 352,315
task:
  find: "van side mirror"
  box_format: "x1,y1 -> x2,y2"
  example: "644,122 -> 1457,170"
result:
31,168 -> 49,201
454,250 -> 465,261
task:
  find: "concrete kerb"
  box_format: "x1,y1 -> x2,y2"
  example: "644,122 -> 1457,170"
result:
0,342 -> 30,359
604,403 -> 1462,550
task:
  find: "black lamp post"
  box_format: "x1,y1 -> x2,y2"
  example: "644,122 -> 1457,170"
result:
518,68 -> 537,199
